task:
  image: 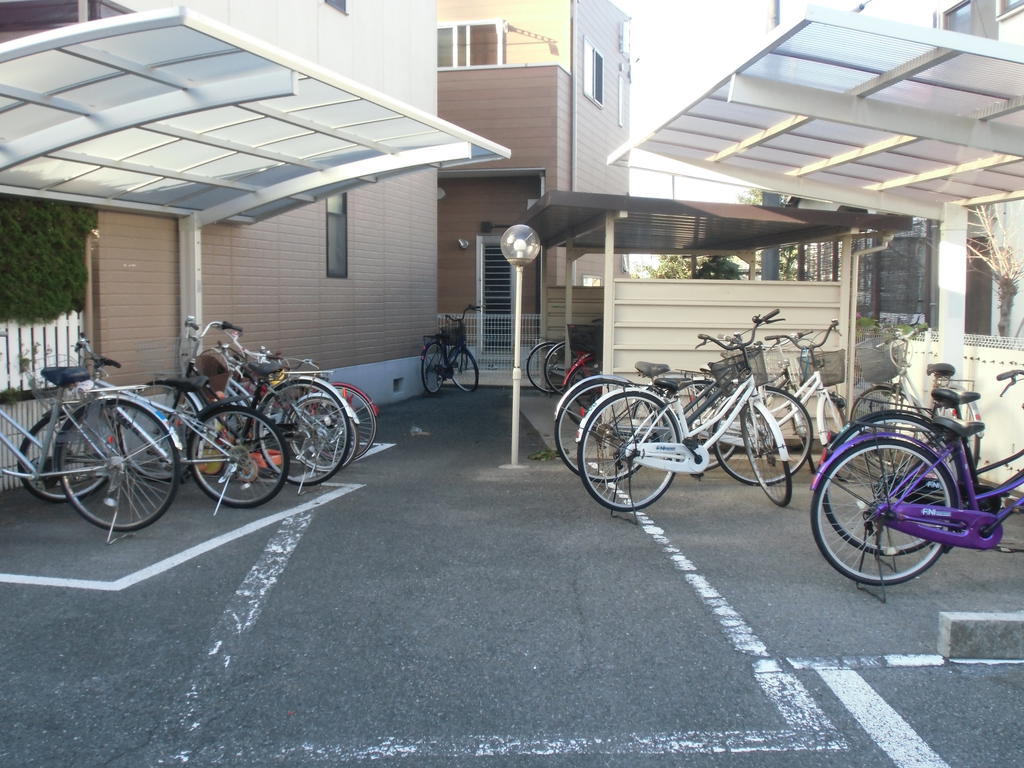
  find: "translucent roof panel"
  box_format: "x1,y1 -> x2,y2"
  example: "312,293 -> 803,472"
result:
0,7 -> 509,225
615,6 -> 1024,218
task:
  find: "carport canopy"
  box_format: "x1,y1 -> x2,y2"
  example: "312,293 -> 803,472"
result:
610,6 -> 1024,363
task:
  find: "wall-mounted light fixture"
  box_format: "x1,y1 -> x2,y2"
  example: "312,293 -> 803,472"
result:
457,238 -> 470,250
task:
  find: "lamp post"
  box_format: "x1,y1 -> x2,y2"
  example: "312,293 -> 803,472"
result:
499,224 -> 541,468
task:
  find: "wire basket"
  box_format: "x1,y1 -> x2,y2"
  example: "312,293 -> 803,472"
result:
568,324 -> 601,365
439,316 -> 465,347
803,349 -> 846,387
856,343 -> 897,384
708,348 -> 767,394
762,344 -> 798,382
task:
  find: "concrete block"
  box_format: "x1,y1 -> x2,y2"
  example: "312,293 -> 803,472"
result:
938,611 -> 1024,660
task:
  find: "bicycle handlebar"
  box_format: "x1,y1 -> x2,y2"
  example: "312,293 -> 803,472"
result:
695,309 -> 784,352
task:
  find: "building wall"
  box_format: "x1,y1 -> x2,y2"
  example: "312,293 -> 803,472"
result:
85,0 -> 443,401
438,0 -> 571,68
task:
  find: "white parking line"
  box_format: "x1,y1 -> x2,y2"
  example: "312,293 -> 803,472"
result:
0,484 -> 362,591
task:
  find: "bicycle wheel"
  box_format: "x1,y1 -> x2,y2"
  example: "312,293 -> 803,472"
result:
543,342 -> 568,393
741,402 -> 793,507
526,341 -> 558,392
818,390 -> 846,445
258,386 -> 353,485
850,384 -> 902,421
554,377 -> 630,474
716,388 -> 811,485
451,348 -> 479,391
19,410 -> 106,503
577,390 -> 681,512
333,383 -> 378,459
56,398 -> 180,532
421,341 -> 445,394
810,437 -> 953,586
188,403 -> 290,508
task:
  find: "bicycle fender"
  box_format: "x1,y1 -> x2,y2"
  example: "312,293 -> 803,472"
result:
554,374 -> 631,416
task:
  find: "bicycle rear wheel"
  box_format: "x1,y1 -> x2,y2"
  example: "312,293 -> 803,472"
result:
526,341 -> 559,392
451,348 -> 479,391
19,410 -> 105,503
810,437 -> 952,586
188,403 -> 289,508
333,383 -> 379,459
554,377 -> 630,474
56,397 -> 180,532
850,384 -> 902,422
421,341 -> 445,394
741,402 -> 793,507
577,390 -> 680,512
258,385 -> 353,485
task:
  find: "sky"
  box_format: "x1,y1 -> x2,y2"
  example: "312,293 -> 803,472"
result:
611,0 -> 942,201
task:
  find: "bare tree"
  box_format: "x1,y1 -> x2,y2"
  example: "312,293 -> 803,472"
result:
966,205 -> 1024,337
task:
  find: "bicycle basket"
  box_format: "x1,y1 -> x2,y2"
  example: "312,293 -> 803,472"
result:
708,348 -> 767,394
808,349 -> 846,387
567,324 -> 599,356
440,316 -> 465,346
855,344 -> 897,384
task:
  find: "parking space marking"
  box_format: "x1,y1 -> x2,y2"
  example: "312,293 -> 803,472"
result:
0,484 -> 362,592
817,668 -> 949,768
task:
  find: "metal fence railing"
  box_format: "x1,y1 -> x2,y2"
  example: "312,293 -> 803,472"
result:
438,312 -> 541,372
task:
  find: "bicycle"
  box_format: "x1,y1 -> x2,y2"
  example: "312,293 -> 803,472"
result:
525,339 -> 560,393
810,369 -> 1024,596
576,310 -> 795,512
52,334 -> 291,512
1,360 -> 180,541
764,320 -> 848,459
542,322 -> 601,394
420,304 -> 480,394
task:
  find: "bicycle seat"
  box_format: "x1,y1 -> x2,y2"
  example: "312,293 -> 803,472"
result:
635,361 -> 671,378
932,415 -> 986,441
151,375 -> 210,395
927,362 -> 956,378
652,375 -> 694,393
931,387 -> 980,408
245,361 -> 285,378
41,366 -> 90,387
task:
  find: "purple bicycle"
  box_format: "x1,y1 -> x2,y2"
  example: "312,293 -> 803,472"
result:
810,368 -> 1024,595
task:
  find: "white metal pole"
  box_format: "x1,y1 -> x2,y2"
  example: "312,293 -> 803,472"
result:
509,264 -> 525,467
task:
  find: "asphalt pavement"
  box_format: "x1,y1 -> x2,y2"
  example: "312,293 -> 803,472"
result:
0,385 -> 1022,767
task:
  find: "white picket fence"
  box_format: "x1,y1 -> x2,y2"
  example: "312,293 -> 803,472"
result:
1,312 -> 83,392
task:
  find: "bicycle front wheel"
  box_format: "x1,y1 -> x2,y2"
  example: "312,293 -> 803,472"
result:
716,388 -> 810,485
850,384 -> 901,421
741,402 -> 793,507
188,404 -> 290,508
56,398 -> 180,532
333,383 -> 379,459
543,342 -> 568,393
810,437 -> 952,586
526,341 -> 559,393
421,341 -> 445,394
577,390 -> 681,512
451,348 -> 479,391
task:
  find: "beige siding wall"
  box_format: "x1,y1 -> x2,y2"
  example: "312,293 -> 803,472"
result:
573,0 -> 630,194
609,279 -> 843,376
543,286 -> 604,339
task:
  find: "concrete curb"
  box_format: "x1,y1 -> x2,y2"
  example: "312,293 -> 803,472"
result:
938,611 -> 1024,660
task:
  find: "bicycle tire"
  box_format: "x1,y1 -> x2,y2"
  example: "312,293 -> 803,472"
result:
554,376 -> 632,474
715,387 -> 811,486
19,410 -> 106,503
257,385 -> 353,485
850,384 -> 903,422
810,436 -> 953,586
56,397 -> 180,532
526,341 -> 559,393
276,377 -> 360,467
187,403 -> 290,508
741,402 -> 793,507
421,341 -> 445,394
543,342 -> 568,394
451,348 -> 479,391
576,390 -> 681,512
333,383 -> 378,459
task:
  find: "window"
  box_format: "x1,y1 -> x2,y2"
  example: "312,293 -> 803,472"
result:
581,275 -> 603,287
943,1 -> 972,32
618,75 -> 626,127
583,39 -> 604,105
325,0 -> 347,12
437,21 -> 502,67
1003,0 -> 1024,12
326,193 -> 348,278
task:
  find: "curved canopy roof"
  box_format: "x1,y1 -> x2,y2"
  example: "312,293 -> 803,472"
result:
612,6 -> 1024,220
0,7 -> 510,225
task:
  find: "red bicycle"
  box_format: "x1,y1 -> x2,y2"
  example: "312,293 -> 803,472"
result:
542,323 -> 601,394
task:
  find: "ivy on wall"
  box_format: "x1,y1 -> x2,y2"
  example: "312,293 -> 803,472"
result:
0,197 -> 96,323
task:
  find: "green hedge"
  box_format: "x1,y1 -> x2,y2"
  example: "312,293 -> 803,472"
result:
0,198 -> 96,323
